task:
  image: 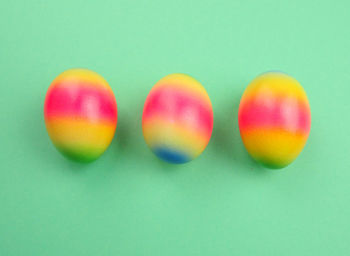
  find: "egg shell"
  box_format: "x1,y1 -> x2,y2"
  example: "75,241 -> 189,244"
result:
142,73 -> 213,164
44,69 -> 117,162
238,72 -> 311,169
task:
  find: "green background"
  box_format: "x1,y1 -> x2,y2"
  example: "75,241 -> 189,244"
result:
1,0 -> 349,255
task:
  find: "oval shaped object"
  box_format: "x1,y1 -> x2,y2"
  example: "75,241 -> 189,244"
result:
238,72 -> 311,169
142,73 -> 214,164
44,69 -> 118,162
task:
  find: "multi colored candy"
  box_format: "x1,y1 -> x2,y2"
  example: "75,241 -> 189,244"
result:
44,69 -> 118,162
142,73 -> 214,163
238,72 -> 311,169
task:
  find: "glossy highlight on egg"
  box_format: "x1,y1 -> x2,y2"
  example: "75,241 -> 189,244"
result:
44,68 -> 118,162
238,72 -> 311,169
142,73 -> 214,164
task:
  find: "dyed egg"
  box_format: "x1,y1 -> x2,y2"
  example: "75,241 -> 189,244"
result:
238,72 -> 311,169
44,69 -> 117,162
142,73 -> 213,164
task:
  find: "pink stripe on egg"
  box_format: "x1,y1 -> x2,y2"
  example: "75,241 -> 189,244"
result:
239,95 -> 311,133
143,87 -> 213,136
45,83 -> 117,123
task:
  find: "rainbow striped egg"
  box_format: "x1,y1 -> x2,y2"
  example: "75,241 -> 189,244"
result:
238,72 -> 311,169
44,69 -> 117,162
142,73 -> 213,164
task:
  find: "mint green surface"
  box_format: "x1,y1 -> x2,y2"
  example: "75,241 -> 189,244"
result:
1,1 -> 349,255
